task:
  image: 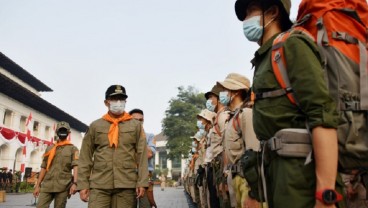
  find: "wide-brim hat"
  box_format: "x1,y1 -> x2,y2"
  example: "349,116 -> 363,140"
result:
197,109 -> 216,124
191,131 -> 203,141
235,0 -> 292,29
205,84 -> 222,99
105,84 -> 128,99
217,73 -> 250,91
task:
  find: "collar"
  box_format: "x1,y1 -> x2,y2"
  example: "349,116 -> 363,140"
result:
251,33 -> 281,66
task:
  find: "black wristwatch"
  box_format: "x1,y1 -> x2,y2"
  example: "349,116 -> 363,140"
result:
315,189 -> 343,205
72,181 -> 77,185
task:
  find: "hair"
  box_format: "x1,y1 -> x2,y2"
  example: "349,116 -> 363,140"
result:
241,90 -> 249,101
260,0 -> 291,32
129,108 -> 144,115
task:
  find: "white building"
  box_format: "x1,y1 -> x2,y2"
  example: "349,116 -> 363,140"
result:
154,132 -> 186,180
0,52 -> 87,175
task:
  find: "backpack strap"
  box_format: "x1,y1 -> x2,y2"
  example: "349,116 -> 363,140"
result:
253,27 -> 316,110
358,40 -> 368,110
232,108 -> 242,137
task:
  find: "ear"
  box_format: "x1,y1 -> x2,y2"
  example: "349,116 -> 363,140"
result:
104,100 -> 109,107
266,5 -> 279,20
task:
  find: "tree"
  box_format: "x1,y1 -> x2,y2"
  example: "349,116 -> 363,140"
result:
162,86 -> 205,160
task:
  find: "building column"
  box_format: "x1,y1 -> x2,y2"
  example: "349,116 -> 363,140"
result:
38,123 -> 45,140
12,113 -> 21,132
0,106 -> 5,126
155,150 -> 159,167
167,159 -> 172,179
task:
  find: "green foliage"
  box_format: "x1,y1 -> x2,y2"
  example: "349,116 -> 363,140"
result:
162,86 -> 205,160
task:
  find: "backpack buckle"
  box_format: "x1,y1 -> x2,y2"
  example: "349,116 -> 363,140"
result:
268,137 -> 282,151
274,51 -> 281,63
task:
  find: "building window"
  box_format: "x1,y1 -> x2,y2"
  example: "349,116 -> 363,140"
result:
172,157 -> 181,169
19,116 -> 27,132
159,151 -> 167,169
33,121 -> 39,137
45,126 -> 50,139
3,110 -> 12,127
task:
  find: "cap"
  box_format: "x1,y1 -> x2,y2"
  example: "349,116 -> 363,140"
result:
235,0 -> 292,28
197,109 -> 216,124
217,73 -> 250,91
105,85 -> 128,100
205,84 -> 222,99
56,121 -> 71,132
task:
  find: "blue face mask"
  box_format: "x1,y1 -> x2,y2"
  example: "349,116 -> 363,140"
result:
192,141 -> 197,147
198,129 -> 205,137
219,91 -> 230,106
243,15 -> 275,42
243,15 -> 263,42
191,147 -> 196,153
206,99 -> 216,112
197,120 -> 205,130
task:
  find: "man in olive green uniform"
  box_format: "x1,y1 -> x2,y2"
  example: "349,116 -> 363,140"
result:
77,85 -> 148,208
205,84 -> 231,208
33,121 -> 79,208
129,108 -> 157,208
235,0 -> 343,207
217,73 -> 261,208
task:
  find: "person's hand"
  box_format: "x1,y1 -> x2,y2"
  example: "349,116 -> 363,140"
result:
314,200 -> 336,208
33,186 -> 40,198
79,189 -> 90,202
69,184 -> 77,196
243,197 -> 260,208
136,187 -> 145,198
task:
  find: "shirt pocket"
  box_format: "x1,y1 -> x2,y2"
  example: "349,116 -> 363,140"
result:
95,127 -> 110,146
62,149 -> 72,171
120,127 -> 136,144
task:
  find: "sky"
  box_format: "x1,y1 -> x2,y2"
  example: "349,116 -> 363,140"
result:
0,0 -> 301,134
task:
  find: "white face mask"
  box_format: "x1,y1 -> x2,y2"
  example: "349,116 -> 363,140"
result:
109,100 -> 126,115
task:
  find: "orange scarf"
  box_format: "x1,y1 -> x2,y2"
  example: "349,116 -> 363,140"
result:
102,112 -> 132,148
43,140 -> 72,171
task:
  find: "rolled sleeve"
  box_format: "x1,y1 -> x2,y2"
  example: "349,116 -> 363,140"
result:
284,36 -> 339,130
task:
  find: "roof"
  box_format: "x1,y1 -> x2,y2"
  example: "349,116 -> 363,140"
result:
0,52 -> 52,92
0,73 -> 88,132
154,132 -> 168,142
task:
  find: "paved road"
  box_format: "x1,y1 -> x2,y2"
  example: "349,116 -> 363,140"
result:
0,186 -> 192,208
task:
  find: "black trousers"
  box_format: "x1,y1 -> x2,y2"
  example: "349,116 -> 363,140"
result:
207,166 -> 220,208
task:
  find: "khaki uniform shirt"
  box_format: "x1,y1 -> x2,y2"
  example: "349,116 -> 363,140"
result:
209,109 -> 229,160
204,130 -> 213,164
77,118 -> 149,190
198,136 -> 207,167
224,104 -> 259,165
40,144 -> 78,192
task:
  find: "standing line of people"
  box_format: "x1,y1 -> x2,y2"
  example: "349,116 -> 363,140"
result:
183,73 -> 263,208
184,0 -> 368,208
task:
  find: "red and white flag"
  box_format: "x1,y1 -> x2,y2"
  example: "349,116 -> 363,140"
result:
20,146 -> 26,172
25,112 -> 32,139
25,112 -> 32,127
